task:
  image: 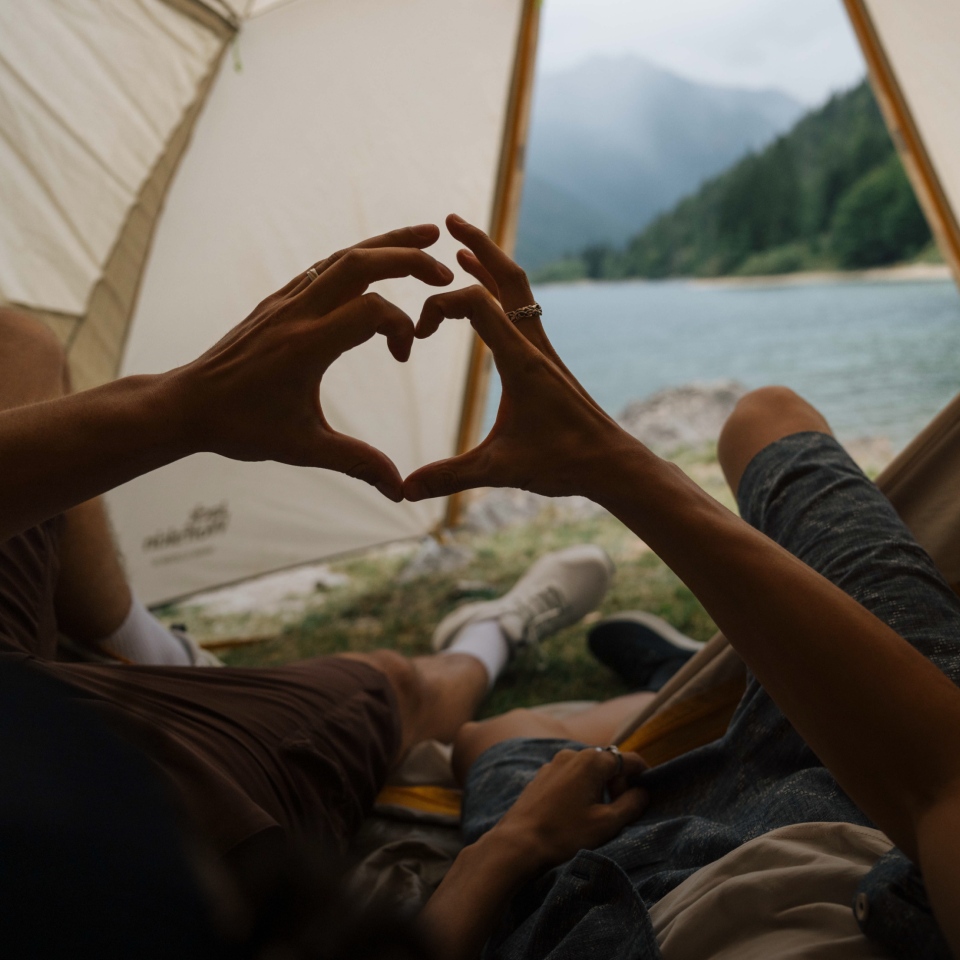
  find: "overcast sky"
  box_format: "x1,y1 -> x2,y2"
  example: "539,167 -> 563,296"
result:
537,0 -> 867,105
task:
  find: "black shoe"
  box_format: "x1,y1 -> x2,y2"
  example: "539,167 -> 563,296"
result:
588,612 -> 701,691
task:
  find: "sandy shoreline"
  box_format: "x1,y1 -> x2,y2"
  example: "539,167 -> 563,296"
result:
691,262 -> 953,289
536,262 -> 953,290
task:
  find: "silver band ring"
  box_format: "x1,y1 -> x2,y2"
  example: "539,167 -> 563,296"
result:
594,744 -> 623,776
506,302 -> 542,324
305,266 -> 320,282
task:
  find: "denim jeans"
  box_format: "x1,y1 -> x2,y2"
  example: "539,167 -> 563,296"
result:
462,432 -> 960,960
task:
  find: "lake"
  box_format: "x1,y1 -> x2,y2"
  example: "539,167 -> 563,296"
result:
483,277 -> 960,450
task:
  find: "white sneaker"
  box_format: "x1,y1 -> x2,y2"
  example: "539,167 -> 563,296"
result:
431,544 -> 615,655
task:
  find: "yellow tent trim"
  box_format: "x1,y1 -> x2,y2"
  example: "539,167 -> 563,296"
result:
443,0 -> 542,531
375,679 -> 745,821
617,679 -> 746,767
843,0 -> 960,283
375,784 -> 463,819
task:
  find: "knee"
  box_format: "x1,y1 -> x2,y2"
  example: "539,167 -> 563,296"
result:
718,387 -> 831,494
364,649 -> 426,717
452,720 -> 482,759
724,385 -> 814,432
452,719 -> 485,784
0,308 -> 66,363
0,308 -> 70,401
451,709 -> 533,783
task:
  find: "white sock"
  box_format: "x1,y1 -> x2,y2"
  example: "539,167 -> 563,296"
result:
443,619 -> 509,691
98,598 -> 192,666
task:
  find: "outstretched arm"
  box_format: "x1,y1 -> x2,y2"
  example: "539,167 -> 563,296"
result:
410,215 -> 960,957
0,225 -> 453,542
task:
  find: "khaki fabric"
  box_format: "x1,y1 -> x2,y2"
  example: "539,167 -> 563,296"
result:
103,0 -> 528,603
612,632 -> 746,755
0,1 -> 224,316
1,0 -> 529,603
858,0 -> 960,281
613,382 -> 960,756
650,822 -> 894,960
878,390 -> 960,591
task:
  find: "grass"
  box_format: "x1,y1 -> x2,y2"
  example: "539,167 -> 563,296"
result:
159,449 -> 736,718
209,506 -> 718,718
160,435 -> 889,712
160,436 -> 889,713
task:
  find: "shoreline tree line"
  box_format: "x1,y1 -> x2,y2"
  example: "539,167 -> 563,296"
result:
534,81 -> 937,283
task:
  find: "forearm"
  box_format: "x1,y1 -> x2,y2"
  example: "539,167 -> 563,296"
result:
592,442 -> 960,856
420,828 -> 541,960
0,373 -> 192,541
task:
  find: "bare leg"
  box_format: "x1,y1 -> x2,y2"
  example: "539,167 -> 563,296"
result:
338,649 -> 490,763
53,500 -> 132,642
0,309 -> 132,645
451,690 -> 655,783
718,386 -> 833,497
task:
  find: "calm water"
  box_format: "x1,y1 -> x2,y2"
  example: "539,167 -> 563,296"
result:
483,278 -> 960,449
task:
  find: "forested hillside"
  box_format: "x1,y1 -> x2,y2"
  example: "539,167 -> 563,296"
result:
535,81 -> 936,281
515,56 -> 802,270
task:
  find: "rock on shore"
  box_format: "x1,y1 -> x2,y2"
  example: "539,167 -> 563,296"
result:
462,381 -> 749,534
617,379 -> 747,454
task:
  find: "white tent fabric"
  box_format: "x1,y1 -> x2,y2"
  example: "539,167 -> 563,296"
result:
851,0 -> 960,280
108,0 -> 525,602
861,0 -> 960,227
0,0 -> 220,315
0,0 -> 528,603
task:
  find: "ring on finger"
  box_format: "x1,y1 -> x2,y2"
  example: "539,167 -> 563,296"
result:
305,266 -> 320,282
506,302 -> 542,324
594,744 -> 623,776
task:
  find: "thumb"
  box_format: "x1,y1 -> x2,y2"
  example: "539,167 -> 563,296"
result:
403,446 -> 492,502
319,430 -> 404,502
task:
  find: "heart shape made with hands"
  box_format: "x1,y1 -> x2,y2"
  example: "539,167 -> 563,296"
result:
190,214 -> 623,507
399,215 -> 624,505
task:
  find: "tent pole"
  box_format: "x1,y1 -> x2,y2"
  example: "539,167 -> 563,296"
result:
843,0 -> 960,285
441,0 -> 542,532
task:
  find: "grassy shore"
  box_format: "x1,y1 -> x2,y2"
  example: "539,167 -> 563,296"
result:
157,441 -> 888,717
157,447 -> 733,716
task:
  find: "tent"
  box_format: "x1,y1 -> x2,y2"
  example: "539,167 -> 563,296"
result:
0,0 -> 538,603
1,0 -> 958,606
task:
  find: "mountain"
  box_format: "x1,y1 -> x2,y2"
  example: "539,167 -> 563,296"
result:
515,56 -> 804,269
568,79 -> 933,281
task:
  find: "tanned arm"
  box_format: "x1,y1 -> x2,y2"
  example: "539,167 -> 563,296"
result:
0,225 -> 453,542
408,215 -> 960,958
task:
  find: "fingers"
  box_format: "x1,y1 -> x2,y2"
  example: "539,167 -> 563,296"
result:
282,224 -> 442,299
619,751 -> 648,779
585,749 -> 649,826
403,444 -> 491,502
457,249 -> 500,299
320,293 -> 416,363
446,214 -> 533,311
319,429 -> 404,502
351,222 -> 440,252
416,285 -> 532,364
296,247 -> 454,317
446,216 -> 600,407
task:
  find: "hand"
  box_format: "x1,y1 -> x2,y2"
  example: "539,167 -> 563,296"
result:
448,213 -> 603,409
492,747 -> 649,872
170,225 -> 453,500
404,215 -> 637,501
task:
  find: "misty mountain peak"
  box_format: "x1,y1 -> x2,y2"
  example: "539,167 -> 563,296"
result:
518,55 -> 804,268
